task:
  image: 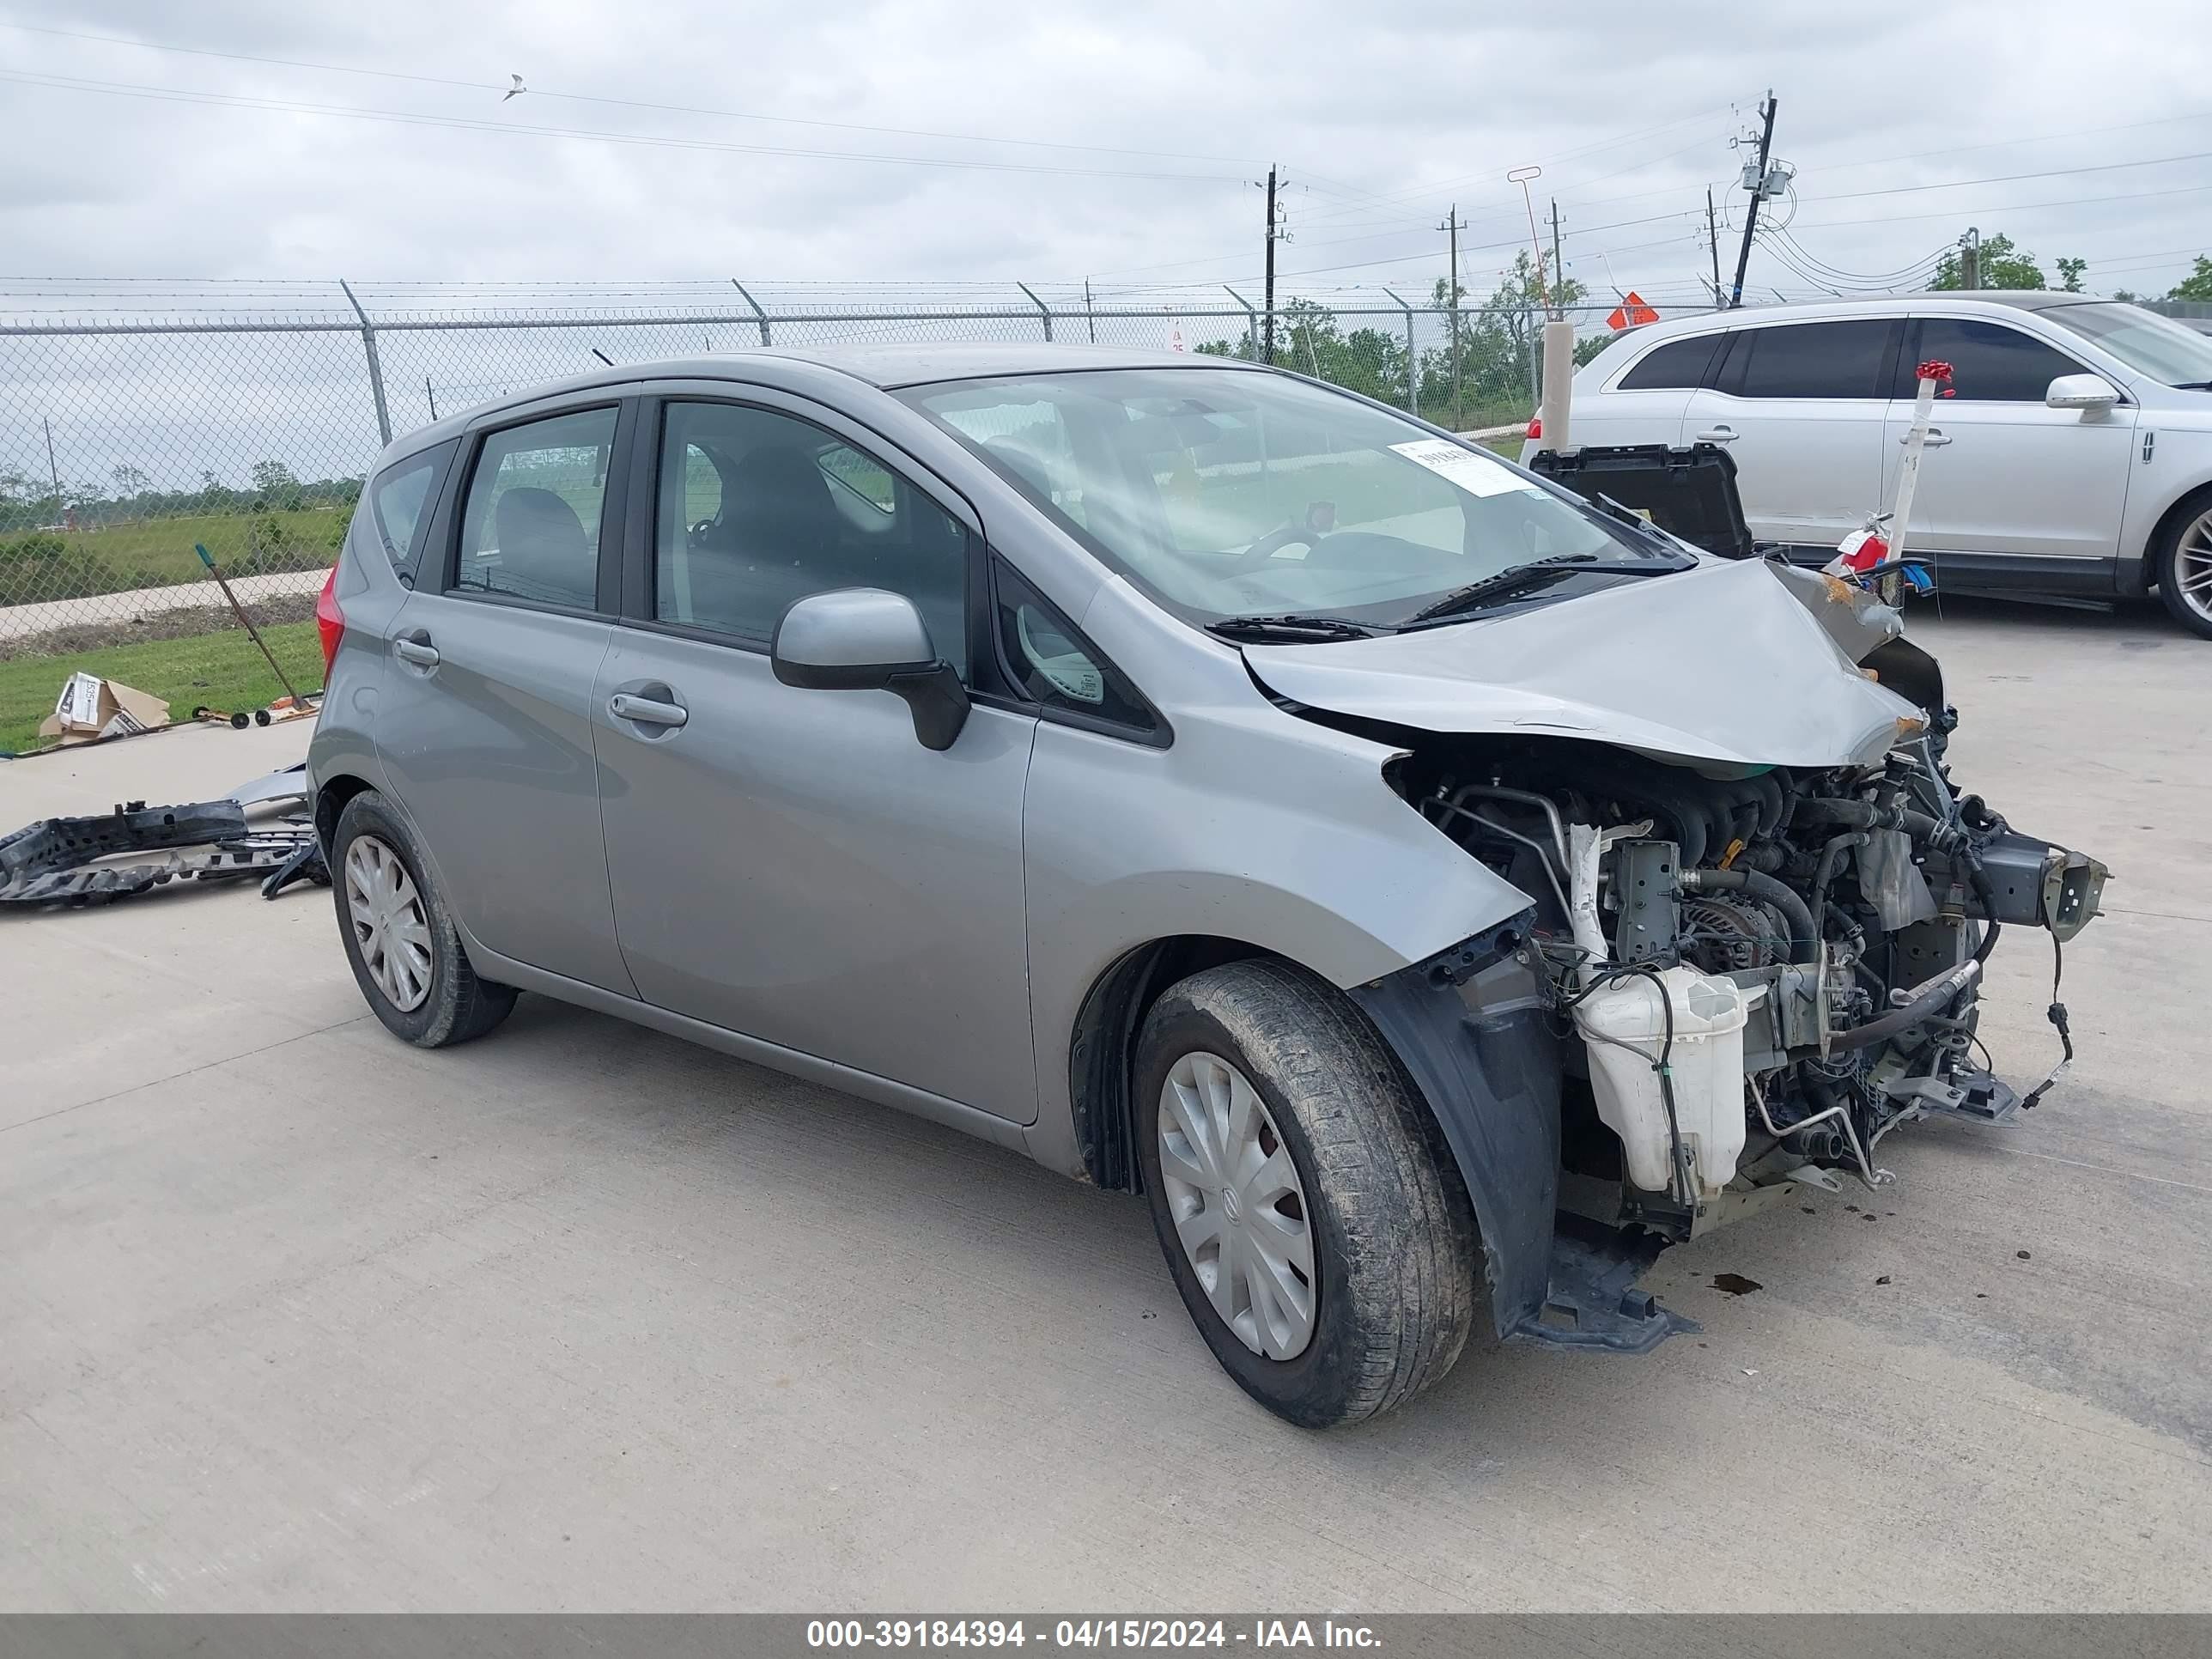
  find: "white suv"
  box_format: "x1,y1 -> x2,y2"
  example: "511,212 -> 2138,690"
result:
1540,294 -> 2212,637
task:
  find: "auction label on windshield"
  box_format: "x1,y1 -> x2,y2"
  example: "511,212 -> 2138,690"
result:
1389,437 -> 1541,498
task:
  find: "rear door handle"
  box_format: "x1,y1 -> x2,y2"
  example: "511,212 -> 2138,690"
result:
608,692 -> 689,729
1693,425 -> 1738,443
1904,428 -> 1953,447
393,635 -> 441,667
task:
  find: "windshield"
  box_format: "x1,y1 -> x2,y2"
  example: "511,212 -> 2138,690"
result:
896,367 -> 1680,629
2043,301 -> 2212,386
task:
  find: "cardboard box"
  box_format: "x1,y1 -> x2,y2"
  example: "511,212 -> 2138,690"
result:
37,673 -> 172,747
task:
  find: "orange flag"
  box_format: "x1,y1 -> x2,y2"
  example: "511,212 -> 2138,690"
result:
1606,291 -> 1660,331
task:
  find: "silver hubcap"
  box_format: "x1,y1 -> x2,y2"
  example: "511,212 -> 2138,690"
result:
1157,1052 -> 1317,1360
344,835 -> 432,1012
2177,511 -> 2212,623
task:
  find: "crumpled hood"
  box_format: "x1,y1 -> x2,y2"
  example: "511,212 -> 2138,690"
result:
1242,556 -> 1923,771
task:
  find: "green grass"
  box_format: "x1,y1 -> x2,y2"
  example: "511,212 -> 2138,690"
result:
54,509 -> 347,587
0,620 -> 324,756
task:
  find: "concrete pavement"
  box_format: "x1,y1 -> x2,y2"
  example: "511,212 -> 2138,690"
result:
2,597 -> 2209,1612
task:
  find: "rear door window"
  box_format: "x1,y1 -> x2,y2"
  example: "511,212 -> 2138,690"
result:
1617,334 -> 1725,391
1732,321 -> 1893,399
1910,318 -> 2088,402
453,408 -> 617,611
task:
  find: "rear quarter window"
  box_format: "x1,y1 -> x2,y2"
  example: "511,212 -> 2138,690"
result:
361,441 -> 455,582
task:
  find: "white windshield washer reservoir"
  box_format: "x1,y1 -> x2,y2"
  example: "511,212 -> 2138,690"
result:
1575,967 -> 1757,1199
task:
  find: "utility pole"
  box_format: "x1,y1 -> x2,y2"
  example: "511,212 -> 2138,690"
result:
1728,92 -> 1778,309
43,417 -> 61,499
1706,188 -> 1723,307
1960,227 -> 1981,290
1261,165 -> 1281,364
1084,276 -> 1097,344
1439,204 -> 1462,428
1549,198 -> 1565,318
425,376 -> 438,421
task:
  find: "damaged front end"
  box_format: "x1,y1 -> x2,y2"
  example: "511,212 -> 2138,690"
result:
1316,567 -> 2110,1352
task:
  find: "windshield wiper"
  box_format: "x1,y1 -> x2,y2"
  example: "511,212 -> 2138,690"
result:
1400,552 -> 1682,628
1206,613 -> 1382,642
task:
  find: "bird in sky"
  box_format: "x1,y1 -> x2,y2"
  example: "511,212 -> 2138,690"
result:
503,74 -> 527,101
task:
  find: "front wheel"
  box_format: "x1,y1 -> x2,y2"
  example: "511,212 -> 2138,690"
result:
2154,493 -> 2212,640
1133,961 -> 1480,1429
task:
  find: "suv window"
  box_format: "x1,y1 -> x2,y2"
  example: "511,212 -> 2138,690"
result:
365,444 -> 448,579
655,400 -> 969,676
1731,320 -> 1893,399
454,408 -> 617,609
1618,334 -> 1724,391
1912,318 -> 2087,402
993,562 -> 1156,737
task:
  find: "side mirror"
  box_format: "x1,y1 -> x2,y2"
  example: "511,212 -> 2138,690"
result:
2046,373 -> 2119,412
771,588 -> 969,751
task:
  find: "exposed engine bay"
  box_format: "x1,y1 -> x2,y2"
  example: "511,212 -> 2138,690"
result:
1392,648 -> 2109,1246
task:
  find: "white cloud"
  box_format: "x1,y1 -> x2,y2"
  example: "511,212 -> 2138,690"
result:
0,0 -> 2202,307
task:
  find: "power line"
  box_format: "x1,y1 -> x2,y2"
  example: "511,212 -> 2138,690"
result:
0,70 -> 1248,183
1279,209 -> 1702,283
1785,177 -> 2212,232
1784,107 -> 2212,179
1087,104 -> 1744,278
1804,147 -> 2212,206
0,19 -> 1262,167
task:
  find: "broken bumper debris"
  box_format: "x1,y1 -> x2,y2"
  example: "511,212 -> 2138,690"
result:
0,796 -> 327,907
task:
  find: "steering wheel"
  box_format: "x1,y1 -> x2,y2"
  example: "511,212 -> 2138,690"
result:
1233,525 -> 1324,568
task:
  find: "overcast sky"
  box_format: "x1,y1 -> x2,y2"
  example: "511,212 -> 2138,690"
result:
2,0 -> 2207,313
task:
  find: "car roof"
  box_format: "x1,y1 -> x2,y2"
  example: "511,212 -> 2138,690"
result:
1614,290 -> 2124,342
763,340 -> 1241,388
380,342 -> 1261,461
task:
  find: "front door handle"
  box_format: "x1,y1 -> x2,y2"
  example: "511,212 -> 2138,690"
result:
608,691 -> 689,729
1693,425 -> 1738,443
1903,428 -> 1953,447
393,635 -> 441,667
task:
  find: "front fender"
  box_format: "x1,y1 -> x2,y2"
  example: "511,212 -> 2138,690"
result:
1351,920 -> 1692,1353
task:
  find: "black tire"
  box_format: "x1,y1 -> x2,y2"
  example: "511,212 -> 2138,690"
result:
2154,488 -> 2212,641
330,789 -> 516,1048
1133,959 -> 1480,1429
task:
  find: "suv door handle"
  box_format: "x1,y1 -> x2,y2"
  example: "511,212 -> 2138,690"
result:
393,635 -> 441,667
1693,425 -> 1738,443
608,691 -> 689,729
1904,428 -> 1953,447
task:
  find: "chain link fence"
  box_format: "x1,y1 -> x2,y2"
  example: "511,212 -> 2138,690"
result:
0,280 -> 1646,749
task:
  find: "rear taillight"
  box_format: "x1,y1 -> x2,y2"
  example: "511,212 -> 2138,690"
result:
316,564 -> 344,679
1525,416 -> 1542,440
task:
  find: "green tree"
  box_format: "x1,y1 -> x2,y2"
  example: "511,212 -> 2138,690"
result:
1931,233 -> 2045,290
1417,252 -> 1593,423
2056,258 -> 2087,294
2169,257 -> 2212,301
250,459 -> 306,512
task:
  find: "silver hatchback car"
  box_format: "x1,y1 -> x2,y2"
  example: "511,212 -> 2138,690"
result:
310,345 -> 2104,1427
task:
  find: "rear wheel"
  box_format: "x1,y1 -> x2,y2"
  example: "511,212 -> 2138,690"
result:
2154,494 -> 2212,640
331,790 -> 516,1048
1133,960 -> 1479,1429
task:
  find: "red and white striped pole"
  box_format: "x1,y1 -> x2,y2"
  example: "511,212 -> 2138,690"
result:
1886,359 -> 1954,577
